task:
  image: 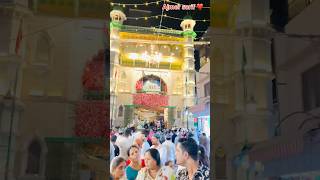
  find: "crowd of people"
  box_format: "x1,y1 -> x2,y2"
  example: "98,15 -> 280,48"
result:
109,125 -> 210,180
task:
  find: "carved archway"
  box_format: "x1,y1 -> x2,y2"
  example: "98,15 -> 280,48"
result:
135,74 -> 167,94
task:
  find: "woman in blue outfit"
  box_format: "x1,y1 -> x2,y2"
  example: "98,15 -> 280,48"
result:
126,145 -> 141,180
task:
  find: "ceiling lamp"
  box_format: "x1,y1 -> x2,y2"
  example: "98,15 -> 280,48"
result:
128,53 -> 139,60
149,44 -> 159,53
154,53 -> 162,62
141,52 -> 151,61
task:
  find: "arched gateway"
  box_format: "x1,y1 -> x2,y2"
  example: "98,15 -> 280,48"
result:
133,75 -> 168,127
110,7 -> 197,129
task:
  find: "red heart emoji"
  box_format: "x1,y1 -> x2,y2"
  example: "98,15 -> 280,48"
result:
197,3 -> 203,11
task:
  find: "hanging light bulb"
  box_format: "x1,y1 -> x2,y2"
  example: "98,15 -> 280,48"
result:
160,45 -> 171,56
134,4 -> 137,8
111,2 -> 114,6
123,4 -> 126,8
141,51 -> 150,61
144,17 -> 148,20
172,46 -> 181,56
154,53 -> 162,62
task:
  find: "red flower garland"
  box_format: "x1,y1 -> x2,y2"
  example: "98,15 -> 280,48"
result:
135,80 -> 143,92
75,100 -> 109,137
133,94 -> 168,108
162,84 -> 167,92
82,50 -> 105,91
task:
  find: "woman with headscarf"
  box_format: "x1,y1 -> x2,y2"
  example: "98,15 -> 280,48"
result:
136,148 -> 175,180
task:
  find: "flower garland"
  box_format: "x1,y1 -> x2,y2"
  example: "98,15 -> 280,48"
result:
162,83 -> 167,93
133,94 -> 168,108
135,80 -> 143,92
75,100 -> 109,137
82,50 -> 105,91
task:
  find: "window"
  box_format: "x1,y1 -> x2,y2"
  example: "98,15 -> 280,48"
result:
26,139 -> 41,174
302,63 -> 320,111
118,105 -> 123,117
204,82 -> 210,97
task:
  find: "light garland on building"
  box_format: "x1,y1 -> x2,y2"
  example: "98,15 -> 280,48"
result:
110,0 -> 210,9
126,14 -> 210,22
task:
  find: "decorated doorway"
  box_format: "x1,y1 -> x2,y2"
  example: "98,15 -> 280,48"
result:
131,75 -> 173,129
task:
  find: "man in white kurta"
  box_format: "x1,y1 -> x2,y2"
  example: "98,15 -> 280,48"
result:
162,134 -> 176,163
115,128 -> 132,159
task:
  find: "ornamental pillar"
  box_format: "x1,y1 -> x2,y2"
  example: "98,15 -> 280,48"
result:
181,16 -> 196,126
110,7 -> 126,124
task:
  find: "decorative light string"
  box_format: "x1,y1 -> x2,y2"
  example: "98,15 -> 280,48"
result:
155,25 -> 208,34
111,1 -> 210,40
126,14 -> 210,22
110,0 -> 210,9
157,0 -> 166,40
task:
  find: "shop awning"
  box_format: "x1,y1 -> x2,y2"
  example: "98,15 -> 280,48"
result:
190,104 -> 206,113
190,103 -> 209,117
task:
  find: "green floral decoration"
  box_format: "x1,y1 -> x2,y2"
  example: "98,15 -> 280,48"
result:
182,30 -> 197,39
110,21 -> 122,30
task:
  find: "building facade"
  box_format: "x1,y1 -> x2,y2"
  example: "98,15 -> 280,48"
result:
110,8 -> 197,129
191,44 -> 210,135
247,0 -> 320,179
211,0 -> 275,179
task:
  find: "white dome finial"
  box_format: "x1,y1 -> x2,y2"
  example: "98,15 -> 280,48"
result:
110,7 -> 126,24
180,15 -> 196,31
